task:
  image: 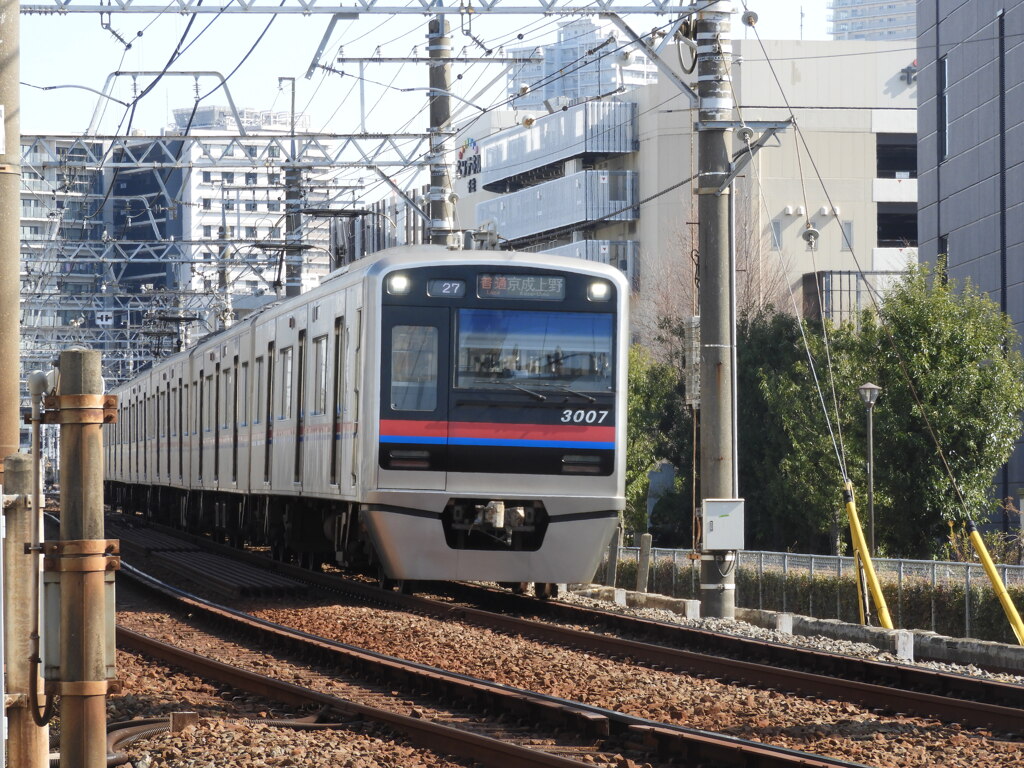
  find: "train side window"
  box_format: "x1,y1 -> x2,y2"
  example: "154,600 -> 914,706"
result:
253,357 -> 263,424
155,392 -> 161,474
390,325 -> 438,411
295,331 -> 306,484
143,396 -> 148,475
199,372 -> 206,478
232,356 -> 240,482
179,384 -> 185,480
352,309 -> 361,487
132,401 -> 138,474
330,317 -> 344,486
279,346 -> 293,419
240,361 -> 249,427
264,342 -> 275,483
222,367 -> 231,431
313,335 -> 328,415
165,385 -> 172,476
205,374 -> 214,432
214,365 -> 222,481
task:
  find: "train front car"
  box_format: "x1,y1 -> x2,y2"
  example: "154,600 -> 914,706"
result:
363,252 -> 627,586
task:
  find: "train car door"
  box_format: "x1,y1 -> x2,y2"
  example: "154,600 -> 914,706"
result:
378,306 -> 449,491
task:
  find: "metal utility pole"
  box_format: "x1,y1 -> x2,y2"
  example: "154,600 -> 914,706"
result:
3,453 -> 49,768
427,17 -> 454,247
280,76 -> 303,296
0,0 -> 21,482
697,3 -> 737,618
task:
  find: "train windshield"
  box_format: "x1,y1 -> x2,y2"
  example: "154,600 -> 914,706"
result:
455,308 -> 614,392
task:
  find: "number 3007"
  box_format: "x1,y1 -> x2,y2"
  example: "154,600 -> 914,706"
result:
561,409 -> 609,424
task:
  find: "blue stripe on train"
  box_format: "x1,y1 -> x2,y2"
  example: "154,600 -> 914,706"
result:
381,435 -> 613,449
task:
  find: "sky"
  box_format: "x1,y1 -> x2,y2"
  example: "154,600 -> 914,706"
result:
19,2 -> 830,138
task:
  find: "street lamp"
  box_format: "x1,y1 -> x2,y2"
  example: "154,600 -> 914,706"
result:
858,382 -> 882,556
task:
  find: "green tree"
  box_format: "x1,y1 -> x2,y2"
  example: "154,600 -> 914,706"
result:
864,267 -> 1024,556
754,266 -> 1024,558
736,308 -> 837,551
625,345 -> 690,536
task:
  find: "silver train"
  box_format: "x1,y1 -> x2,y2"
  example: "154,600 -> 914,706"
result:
104,244 -> 628,589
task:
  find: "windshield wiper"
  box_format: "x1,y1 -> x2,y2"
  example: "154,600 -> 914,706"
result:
507,383 -> 547,401
470,381 -> 548,401
544,384 -> 596,403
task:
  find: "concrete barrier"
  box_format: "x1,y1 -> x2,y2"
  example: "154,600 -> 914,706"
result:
911,630 -> 1024,673
573,586 -> 701,619
572,586 -> 1024,672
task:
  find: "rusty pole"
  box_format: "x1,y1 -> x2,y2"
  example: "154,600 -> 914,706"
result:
3,453 -> 49,768
0,0 -> 22,485
56,349 -> 111,768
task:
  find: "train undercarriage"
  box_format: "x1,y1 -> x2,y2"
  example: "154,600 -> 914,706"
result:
104,482 -> 569,598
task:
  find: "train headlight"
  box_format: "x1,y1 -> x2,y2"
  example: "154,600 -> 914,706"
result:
587,280 -> 611,302
387,273 -> 411,295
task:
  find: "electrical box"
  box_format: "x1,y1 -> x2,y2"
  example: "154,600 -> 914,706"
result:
702,498 -> 745,551
43,549 -> 118,684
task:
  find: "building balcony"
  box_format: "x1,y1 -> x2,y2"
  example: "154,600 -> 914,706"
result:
872,246 -> 917,271
478,101 -> 636,192
475,170 -> 636,243
543,239 -> 639,291
873,176 -> 917,203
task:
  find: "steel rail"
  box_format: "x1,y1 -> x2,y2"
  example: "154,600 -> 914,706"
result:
114,521 -> 1024,732
116,627 -> 595,768
117,564 -> 870,768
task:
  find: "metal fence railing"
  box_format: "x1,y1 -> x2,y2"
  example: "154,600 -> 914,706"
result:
601,548 -> 1024,641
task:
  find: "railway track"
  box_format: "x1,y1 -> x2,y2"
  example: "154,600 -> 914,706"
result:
110,516 -> 1024,734
117,567 -> 868,768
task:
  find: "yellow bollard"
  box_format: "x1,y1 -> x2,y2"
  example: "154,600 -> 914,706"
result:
966,521 -> 1024,646
843,482 -> 893,629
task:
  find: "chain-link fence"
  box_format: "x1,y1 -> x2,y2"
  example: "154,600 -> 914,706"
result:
601,547 -> 1024,643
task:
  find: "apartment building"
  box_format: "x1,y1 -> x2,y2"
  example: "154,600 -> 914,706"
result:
505,18 -> 658,112
829,0 -> 916,40
453,40 -> 918,341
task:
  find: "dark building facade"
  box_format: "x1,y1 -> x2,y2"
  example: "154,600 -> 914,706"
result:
918,1 -> 1024,505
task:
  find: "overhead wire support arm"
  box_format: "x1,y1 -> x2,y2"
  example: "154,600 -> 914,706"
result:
87,71 -> 249,136
713,120 -> 791,193
305,12 -> 360,79
332,56 -> 541,64
22,1 -> 707,15
371,167 -> 431,225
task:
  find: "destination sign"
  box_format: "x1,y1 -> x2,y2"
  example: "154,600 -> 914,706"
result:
477,274 -> 565,301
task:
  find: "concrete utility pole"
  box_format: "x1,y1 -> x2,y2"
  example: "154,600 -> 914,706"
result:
56,349 -> 116,768
281,76 -> 303,297
3,454 -> 50,768
427,17 -> 454,247
0,0 -> 21,483
696,3 -> 737,618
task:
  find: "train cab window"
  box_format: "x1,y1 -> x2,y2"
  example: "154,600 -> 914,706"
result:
390,326 -> 438,411
455,309 -> 614,392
